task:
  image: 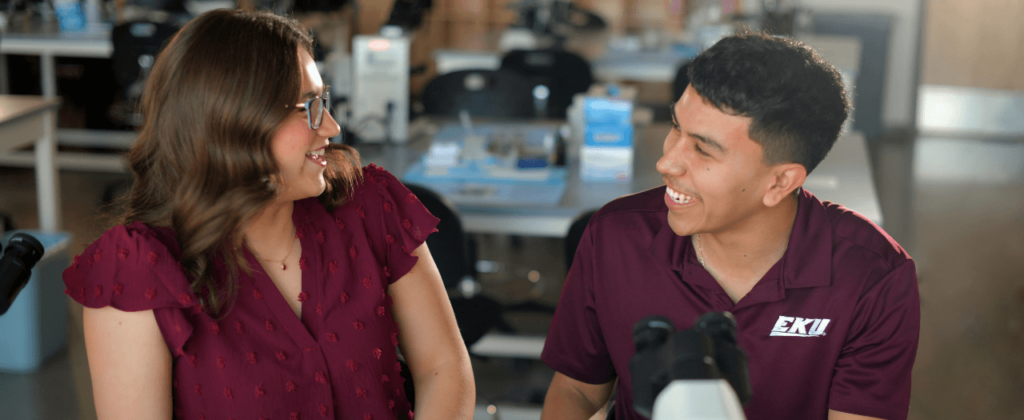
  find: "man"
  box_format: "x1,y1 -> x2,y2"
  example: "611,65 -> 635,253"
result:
541,33 -> 919,420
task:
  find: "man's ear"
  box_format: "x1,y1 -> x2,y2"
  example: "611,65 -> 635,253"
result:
763,163 -> 807,207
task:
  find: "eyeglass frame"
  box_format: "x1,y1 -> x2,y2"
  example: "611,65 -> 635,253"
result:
293,85 -> 331,130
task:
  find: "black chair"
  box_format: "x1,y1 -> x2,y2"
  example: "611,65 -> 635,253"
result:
403,184 -> 505,348
671,61 -> 691,103
565,210 -> 597,272
499,49 -> 593,119
421,69 -> 536,119
109,20 -> 180,127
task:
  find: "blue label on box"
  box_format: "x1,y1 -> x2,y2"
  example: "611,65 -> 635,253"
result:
54,1 -> 87,31
584,97 -> 633,147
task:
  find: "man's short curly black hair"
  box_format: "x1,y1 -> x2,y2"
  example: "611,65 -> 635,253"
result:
687,33 -> 851,173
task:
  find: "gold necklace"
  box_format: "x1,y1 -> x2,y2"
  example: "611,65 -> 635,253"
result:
696,233 -> 707,269
249,229 -> 298,271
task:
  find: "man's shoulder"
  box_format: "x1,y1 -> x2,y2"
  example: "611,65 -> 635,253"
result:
819,200 -> 912,271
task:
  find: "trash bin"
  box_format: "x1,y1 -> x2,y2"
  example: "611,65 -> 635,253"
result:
0,230 -> 72,373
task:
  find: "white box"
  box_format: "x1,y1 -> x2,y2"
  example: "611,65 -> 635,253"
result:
580,146 -> 633,182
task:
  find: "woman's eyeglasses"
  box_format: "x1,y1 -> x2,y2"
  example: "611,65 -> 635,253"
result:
295,86 -> 331,130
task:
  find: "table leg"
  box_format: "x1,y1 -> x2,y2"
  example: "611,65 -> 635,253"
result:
35,108 -> 62,231
41,52 -> 56,98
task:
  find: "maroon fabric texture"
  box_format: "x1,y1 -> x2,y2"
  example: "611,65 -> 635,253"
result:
542,187 -> 919,420
64,165 -> 439,420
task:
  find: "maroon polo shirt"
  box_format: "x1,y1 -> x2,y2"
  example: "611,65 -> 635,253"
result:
542,187 -> 919,420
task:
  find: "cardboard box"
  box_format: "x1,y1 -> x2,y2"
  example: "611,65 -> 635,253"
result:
449,21 -> 492,50
450,0 -> 489,22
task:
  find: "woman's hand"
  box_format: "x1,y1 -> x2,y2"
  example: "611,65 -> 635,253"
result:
389,243 -> 476,419
83,306 -> 173,420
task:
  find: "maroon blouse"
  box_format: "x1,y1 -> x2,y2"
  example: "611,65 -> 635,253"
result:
64,164 -> 439,420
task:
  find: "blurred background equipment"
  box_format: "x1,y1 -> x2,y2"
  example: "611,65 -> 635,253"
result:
351,32 -> 411,143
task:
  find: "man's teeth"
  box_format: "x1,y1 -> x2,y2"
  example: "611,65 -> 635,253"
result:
666,186 -> 696,204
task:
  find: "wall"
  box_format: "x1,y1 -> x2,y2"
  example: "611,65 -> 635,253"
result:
798,0 -> 922,131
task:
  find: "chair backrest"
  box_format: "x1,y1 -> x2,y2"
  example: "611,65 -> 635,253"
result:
671,61 -> 690,103
500,49 -> 593,119
404,183 -> 468,289
564,210 -> 597,272
111,20 -> 180,95
421,69 -> 535,118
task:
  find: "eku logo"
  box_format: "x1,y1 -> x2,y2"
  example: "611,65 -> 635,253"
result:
770,315 -> 830,337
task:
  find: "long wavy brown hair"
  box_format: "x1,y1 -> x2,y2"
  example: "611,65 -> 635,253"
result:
121,9 -> 361,317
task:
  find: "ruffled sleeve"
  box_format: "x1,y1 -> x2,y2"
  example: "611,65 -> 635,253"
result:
362,164 -> 440,284
63,222 -> 199,354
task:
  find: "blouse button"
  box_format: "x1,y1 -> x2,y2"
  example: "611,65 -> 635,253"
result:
319,404 -> 329,417
316,371 -> 328,384
356,386 -> 367,397
255,384 -> 265,397
113,283 -> 124,296
286,381 -> 297,392
93,285 -> 103,298
276,351 -> 287,361
247,352 -> 258,364
317,230 -> 325,244
144,287 -> 156,301
347,360 -> 359,371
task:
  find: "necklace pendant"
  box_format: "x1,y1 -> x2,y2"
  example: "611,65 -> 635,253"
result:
281,263 -> 287,270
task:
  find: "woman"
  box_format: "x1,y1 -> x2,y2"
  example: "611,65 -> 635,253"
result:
63,9 -> 474,420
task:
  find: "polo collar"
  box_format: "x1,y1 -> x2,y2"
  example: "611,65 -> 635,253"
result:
647,188 -> 833,290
